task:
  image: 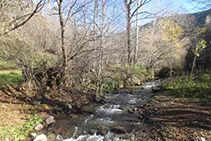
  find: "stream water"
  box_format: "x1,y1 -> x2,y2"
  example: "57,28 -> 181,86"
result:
37,80 -> 163,141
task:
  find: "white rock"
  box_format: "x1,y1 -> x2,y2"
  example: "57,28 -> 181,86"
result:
33,134 -> 48,141
34,123 -> 44,131
46,116 -> 55,125
31,133 -> 37,138
201,137 -> 206,141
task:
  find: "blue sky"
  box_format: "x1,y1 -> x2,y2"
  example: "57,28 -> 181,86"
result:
175,0 -> 210,14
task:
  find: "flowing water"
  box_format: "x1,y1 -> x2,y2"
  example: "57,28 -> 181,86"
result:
41,80 -> 163,141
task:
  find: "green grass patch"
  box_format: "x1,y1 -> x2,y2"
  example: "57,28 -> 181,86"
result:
0,114 -> 43,141
163,74 -> 211,105
0,71 -> 25,86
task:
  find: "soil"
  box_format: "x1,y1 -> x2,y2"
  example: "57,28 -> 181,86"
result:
133,92 -> 211,141
0,83 -> 211,140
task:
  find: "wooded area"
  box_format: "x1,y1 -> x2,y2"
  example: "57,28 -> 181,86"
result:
0,0 -> 210,96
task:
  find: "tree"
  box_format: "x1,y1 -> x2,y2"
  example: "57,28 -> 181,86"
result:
111,0 -> 154,65
161,20 -> 184,77
191,39 -> 206,76
0,0 -> 45,36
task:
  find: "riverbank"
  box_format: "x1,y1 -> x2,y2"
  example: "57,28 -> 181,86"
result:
0,82 -> 211,141
133,92 -> 211,141
0,83 -> 98,141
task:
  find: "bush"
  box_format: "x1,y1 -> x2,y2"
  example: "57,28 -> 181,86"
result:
158,67 -> 170,78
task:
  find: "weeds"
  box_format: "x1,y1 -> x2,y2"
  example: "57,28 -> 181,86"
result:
0,114 -> 43,141
163,74 -> 211,105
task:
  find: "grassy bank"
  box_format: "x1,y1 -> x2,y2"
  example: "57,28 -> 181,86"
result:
0,71 -> 25,86
163,74 -> 211,105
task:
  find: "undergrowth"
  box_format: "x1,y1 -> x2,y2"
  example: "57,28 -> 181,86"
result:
163,74 -> 211,105
0,114 -> 43,141
0,72 -> 25,86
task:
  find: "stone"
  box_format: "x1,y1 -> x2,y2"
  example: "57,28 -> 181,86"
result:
128,108 -> 134,114
55,135 -> 63,141
111,126 -> 128,134
47,134 -> 57,141
69,114 -> 78,119
46,116 -> 55,125
120,134 -> 135,140
34,123 -> 44,131
67,104 -> 72,109
82,130 -> 88,135
201,137 -> 206,141
89,129 -> 96,135
33,134 -> 47,141
31,133 -> 37,138
97,126 -> 108,136
1,105 -> 6,109
34,101 -> 42,105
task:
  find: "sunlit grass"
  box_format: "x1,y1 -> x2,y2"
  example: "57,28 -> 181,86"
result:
163,74 -> 211,105
0,71 -> 25,86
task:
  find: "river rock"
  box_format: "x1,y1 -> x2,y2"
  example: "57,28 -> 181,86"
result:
46,116 -> 55,125
67,104 -> 72,109
47,134 -> 57,141
120,134 -> 135,140
111,126 -> 128,134
55,135 -> 63,141
33,134 -> 47,141
128,108 -> 134,114
97,126 -> 108,136
31,133 -> 37,138
69,114 -> 78,119
89,129 -> 96,135
34,123 -> 44,131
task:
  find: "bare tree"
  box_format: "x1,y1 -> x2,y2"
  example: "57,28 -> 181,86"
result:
0,0 -> 46,36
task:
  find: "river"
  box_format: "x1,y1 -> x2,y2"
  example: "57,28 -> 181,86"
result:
34,80 -> 163,141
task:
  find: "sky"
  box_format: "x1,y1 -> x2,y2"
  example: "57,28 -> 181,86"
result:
175,0 -> 210,14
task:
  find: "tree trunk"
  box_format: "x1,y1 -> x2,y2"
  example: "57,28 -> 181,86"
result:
126,2 -> 132,65
58,0 -> 67,88
134,0 -> 140,66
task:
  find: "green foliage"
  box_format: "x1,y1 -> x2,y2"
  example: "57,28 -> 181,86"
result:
102,82 -> 115,92
14,114 -> 43,141
163,74 -> 211,105
0,72 -> 25,85
192,39 -> 207,57
158,67 -> 170,78
0,114 -> 43,141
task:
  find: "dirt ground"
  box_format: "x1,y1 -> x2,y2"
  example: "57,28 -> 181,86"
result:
134,92 -> 211,141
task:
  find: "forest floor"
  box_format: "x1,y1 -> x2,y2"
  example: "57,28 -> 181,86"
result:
0,83 -> 211,140
135,92 -> 211,141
